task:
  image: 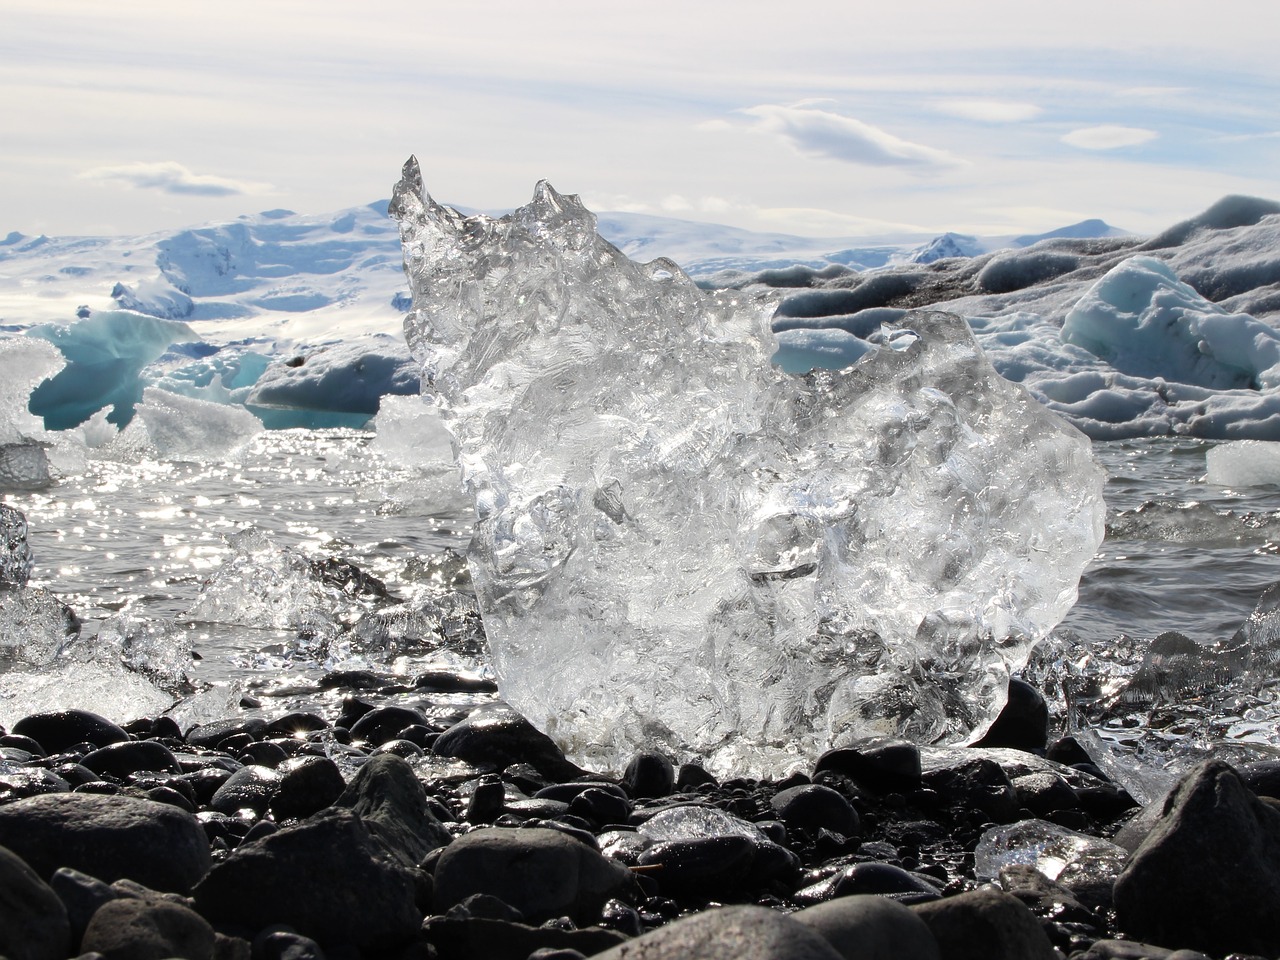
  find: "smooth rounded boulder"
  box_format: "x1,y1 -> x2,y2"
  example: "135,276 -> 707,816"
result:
910,887 -> 1056,960
0,793 -> 210,893
81,897 -> 216,960
0,844 -> 71,960
193,807 -> 420,954
433,826 -> 635,925
1114,759 -> 1280,957
592,905 -> 844,960
793,895 -> 940,960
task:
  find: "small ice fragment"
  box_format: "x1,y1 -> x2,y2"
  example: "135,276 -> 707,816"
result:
0,588 -> 78,668
0,506 -> 33,587
372,394 -> 455,467
187,531 -> 338,635
974,818 -> 1128,888
1206,440 -> 1280,487
0,662 -> 173,729
637,805 -> 769,844
110,387 -> 262,461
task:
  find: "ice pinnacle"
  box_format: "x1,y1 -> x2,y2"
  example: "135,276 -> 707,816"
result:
391,157 -> 1105,775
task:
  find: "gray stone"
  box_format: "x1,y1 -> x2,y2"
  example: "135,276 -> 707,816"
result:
1114,758 -> 1280,956
424,916 -> 626,960
793,895 -> 940,960
11,710 -> 129,753
0,793 -> 210,893
0,844 -> 70,960
268,755 -> 346,821
910,887 -> 1056,960
1073,940 -> 1212,960
193,808 -> 420,954
208,764 -> 281,816
80,898 -> 216,960
49,867 -> 118,947
433,826 -> 636,925
432,704 -> 585,780
592,905 -> 844,959
333,752 -> 451,865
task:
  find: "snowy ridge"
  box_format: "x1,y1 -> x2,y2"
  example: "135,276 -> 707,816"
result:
6,189 -> 1280,441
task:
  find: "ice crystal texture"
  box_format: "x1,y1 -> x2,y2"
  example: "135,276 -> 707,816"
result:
0,506 -> 32,587
391,157 -> 1106,774
974,819 -> 1128,888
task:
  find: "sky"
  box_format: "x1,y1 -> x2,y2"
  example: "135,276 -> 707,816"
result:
4,0 -> 1279,240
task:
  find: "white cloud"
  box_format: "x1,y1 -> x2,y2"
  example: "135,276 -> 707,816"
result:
932,99 -> 1042,123
78,161 -> 272,197
741,103 -> 965,172
1061,125 -> 1159,150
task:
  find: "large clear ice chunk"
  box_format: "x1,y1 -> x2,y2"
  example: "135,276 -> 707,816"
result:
391,158 -> 1106,775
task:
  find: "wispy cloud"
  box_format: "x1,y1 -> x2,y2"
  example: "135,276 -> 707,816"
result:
932,99 -> 1042,123
1061,126 -> 1159,150
78,161 -> 272,197
741,103 -> 965,172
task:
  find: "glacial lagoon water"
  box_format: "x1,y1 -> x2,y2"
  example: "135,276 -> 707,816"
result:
2,433 -> 1277,694
3,429 -> 1280,787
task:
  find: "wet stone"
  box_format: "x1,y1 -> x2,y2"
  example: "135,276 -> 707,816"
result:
264,711 -> 330,738
637,835 -> 757,896
622,751 -> 676,799
81,740 -> 182,779
0,843 -> 71,960
349,704 -> 430,746
268,755 -> 346,822
971,678 -> 1050,752
0,793 -> 211,893
793,895 -> 941,960
184,718 -> 268,751
815,739 -> 922,794
209,764 -> 282,817
193,808 -> 420,955
911,887 -> 1057,960
334,752 -> 452,865
771,784 -> 859,837
433,826 -> 636,925
237,740 -> 289,768
432,704 -> 585,781
81,897 -> 216,960
12,710 -> 130,754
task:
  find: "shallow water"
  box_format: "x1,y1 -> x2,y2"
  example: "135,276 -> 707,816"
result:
3,431 -> 1279,734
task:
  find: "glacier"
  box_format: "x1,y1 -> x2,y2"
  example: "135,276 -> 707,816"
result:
391,158 -> 1106,775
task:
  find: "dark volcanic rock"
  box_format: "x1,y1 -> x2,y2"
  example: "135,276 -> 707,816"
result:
971,678 -> 1049,752
814,738 -> 921,793
208,764 -> 282,816
268,755 -> 346,821
0,793 -> 210,893
81,739 -> 182,778
424,915 -> 627,960
592,904 -> 843,960
432,703 -> 586,780
911,887 -> 1056,960
1114,759 -> 1280,956
193,807 -> 420,953
348,704 -> 429,746
622,751 -> 676,799
12,709 -> 130,753
771,783 -> 859,836
793,895 -> 940,960
81,897 -> 216,960
333,752 -> 452,865
433,826 -> 636,925
0,844 -> 71,960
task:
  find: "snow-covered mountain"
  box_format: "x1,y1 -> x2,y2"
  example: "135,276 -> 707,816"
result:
0,201 -> 1127,348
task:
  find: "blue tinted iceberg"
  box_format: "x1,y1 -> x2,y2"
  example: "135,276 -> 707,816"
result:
391,158 -> 1106,775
